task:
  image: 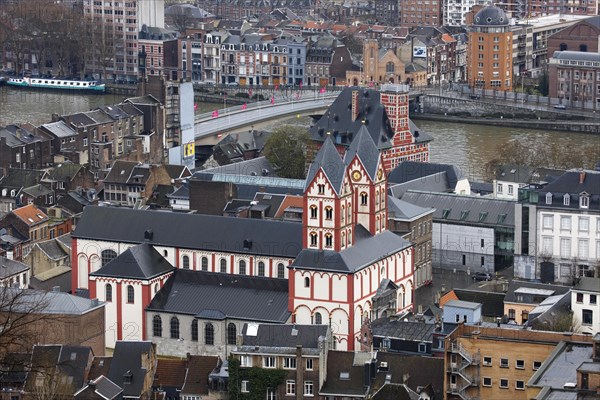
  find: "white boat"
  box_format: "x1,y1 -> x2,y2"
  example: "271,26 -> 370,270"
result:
7,77 -> 106,92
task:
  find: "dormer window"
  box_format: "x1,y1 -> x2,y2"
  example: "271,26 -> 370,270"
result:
580,192 -> 590,208
123,370 -> 133,384
545,192 -> 552,205
563,194 -> 570,206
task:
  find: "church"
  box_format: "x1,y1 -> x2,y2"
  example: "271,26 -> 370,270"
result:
71,88 -> 415,352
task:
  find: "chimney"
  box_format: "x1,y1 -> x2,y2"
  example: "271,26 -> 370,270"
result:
579,171 -> 586,184
351,90 -> 359,121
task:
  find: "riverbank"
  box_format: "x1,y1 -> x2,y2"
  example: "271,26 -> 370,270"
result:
411,113 -> 600,134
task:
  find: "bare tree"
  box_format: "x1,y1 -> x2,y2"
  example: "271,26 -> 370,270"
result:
169,5 -> 194,33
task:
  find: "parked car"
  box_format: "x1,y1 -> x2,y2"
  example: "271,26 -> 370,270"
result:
553,104 -> 567,110
470,94 -> 481,100
472,272 -> 493,281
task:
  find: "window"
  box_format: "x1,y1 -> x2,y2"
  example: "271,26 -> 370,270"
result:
497,183 -> 503,193
360,192 -> 368,205
153,315 -> 162,337
306,358 -> 313,370
267,388 -> 276,400
542,236 -> 553,254
314,312 -> 322,325
579,217 -> 590,232
500,379 -> 509,388
284,357 -> 297,369
286,380 -> 295,396
561,216 -> 571,230
483,356 -> 492,366
516,359 -> 524,369
227,323 -> 237,345
220,258 -> 227,273
580,195 -> 589,208
201,257 -> 208,271
239,260 -> 246,275
277,263 -> 285,279
170,316 -> 180,339
560,238 -> 571,258
500,358 -> 508,368
510,380 -> 524,391
304,277 -> 310,288
191,320 -> 198,341
579,239 -> 589,259
304,381 -> 313,396
546,192 -> 552,204
241,380 -> 249,393
127,285 -> 134,303
418,343 -> 427,353
577,292 -> 584,303
310,232 -> 317,247
258,261 -> 265,276
590,295 -> 597,304
582,309 -> 593,325
508,185 -> 514,195
182,255 -> 190,269
105,284 -> 112,302
533,361 -> 542,370
325,206 -> 333,220
101,249 -> 117,266
263,356 -> 276,368
563,194 -> 570,205
205,323 -> 214,345
240,355 -> 252,367
483,377 -> 492,387
317,184 -> 325,194
325,233 -> 332,248
310,205 -> 317,219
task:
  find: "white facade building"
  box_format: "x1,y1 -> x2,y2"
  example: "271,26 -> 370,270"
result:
571,278 -> 600,335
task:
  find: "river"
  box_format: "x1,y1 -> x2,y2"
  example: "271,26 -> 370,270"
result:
1,86 -> 598,178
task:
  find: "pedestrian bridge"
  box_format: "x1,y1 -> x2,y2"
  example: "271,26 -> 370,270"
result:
194,93 -> 339,145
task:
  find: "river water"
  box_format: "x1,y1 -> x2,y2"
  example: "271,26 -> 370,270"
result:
1,86 -> 598,179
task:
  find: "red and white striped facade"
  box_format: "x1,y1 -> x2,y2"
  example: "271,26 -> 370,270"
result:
292,139 -> 414,351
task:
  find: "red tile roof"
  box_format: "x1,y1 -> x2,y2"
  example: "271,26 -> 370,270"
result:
153,359 -> 187,388
181,356 -> 219,395
12,204 -> 49,226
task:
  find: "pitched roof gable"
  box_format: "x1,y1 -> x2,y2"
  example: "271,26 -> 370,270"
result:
12,204 -> 49,226
344,125 -> 381,181
90,243 -> 175,280
304,137 -> 346,195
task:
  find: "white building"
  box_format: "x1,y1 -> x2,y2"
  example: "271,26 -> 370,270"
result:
571,277 -> 600,335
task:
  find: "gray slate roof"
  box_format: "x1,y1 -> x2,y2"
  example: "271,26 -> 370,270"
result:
73,206 -> 303,258
0,257 -> 28,278
387,161 -> 461,188
107,341 -> 154,398
388,172 -> 451,198
504,281 -> 570,303
146,270 -> 290,323
36,240 -> 69,261
387,196 -> 434,220
305,137 -> 346,194
343,125 -> 381,181
40,121 -> 77,138
291,229 -> 411,273
552,50 -> 600,63
0,287 -> 104,315
370,319 -> 435,342
239,323 -> 328,349
90,243 -> 175,280
574,277 -> 600,293
401,191 -> 515,228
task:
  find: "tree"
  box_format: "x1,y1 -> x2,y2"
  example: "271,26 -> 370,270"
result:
537,68 -> 549,97
169,5 -> 194,33
529,310 -> 575,332
263,125 -> 310,179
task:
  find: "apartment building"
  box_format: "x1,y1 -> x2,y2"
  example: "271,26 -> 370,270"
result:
445,324 -> 595,400
467,6 -> 513,91
83,0 -> 165,82
572,277 -> 600,335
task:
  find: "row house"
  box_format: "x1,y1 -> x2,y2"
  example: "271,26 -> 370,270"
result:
203,31 -> 227,83
549,51 -> 600,108
0,169 -> 45,215
163,30 -> 206,82
0,204 -> 50,254
0,124 -> 53,176
138,25 -> 178,80
306,35 -> 352,87
102,160 -> 190,207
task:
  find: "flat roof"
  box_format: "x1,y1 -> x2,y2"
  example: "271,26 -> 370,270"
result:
514,287 -> 555,296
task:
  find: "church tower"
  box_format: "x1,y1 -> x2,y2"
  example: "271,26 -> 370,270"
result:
344,125 -> 387,236
363,39 -> 380,84
303,137 -> 354,252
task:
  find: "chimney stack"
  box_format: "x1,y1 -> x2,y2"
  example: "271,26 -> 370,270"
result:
579,171 -> 586,184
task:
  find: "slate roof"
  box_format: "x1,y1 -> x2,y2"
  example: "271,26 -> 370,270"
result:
370,319 -> 435,342
574,277 -> 600,293
88,357 -> 112,380
1,287 -> 104,315
453,289 -> 505,317
372,384 -> 419,400
320,351 -> 368,397
388,172 -> 451,198
387,196 -> 434,221
107,341 -> 154,398
166,184 -> 188,200
310,87 -> 395,150
29,268 -> 71,292
529,342 -> 592,390
27,344 -> 92,394
239,323 -> 328,350
90,243 -> 175,280
252,193 -> 287,218
387,161 -> 461,188
292,230 -> 411,273
181,356 -> 220,395
401,191 -> 515,228
40,120 -> 77,138
373,352 -> 444,399
22,184 -> 52,198
444,299 -> 481,310
552,50 -> 600,62
495,164 -> 534,183
82,375 -> 123,399
504,281 -> 570,303
45,162 -> 83,182
0,257 -> 28,278
538,169 -> 600,210
343,125 -> 381,181
73,206 -> 303,258
146,270 -> 291,323
164,164 -> 191,180
0,169 -> 44,190
35,239 -> 69,260
305,137 -> 346,194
